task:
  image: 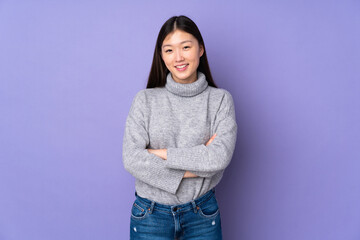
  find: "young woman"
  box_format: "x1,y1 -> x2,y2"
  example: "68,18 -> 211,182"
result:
123,15 -> 237,240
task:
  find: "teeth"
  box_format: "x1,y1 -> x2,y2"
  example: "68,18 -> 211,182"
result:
176,64 -> 187,68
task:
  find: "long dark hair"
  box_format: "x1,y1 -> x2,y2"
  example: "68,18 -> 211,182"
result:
146,15 -> 217,88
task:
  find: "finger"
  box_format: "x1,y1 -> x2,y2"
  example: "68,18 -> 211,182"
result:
208,134 -> 216,142
206,138 -> 214,146
205,133 -> 217,146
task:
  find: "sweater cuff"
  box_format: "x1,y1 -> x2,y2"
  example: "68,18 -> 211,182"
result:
158,168 -> 185,194
166,144 -> 207,171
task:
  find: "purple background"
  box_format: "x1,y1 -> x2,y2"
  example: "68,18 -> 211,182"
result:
0,0 -> 359,239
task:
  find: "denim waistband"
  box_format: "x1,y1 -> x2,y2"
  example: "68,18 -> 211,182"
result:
134,189 -> 216,214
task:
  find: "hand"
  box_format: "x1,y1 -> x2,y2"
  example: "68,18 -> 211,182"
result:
147,134 -> 216,159
205,133 -> 217,146
183,171 -> 198,178
147,148 -> 167,160
147,134 -> 216,177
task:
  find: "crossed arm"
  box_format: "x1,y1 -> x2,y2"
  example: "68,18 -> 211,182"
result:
123,90 -> 237,194
147,134 -> 217,178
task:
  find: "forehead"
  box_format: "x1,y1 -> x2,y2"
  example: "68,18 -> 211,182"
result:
162,30 -> 197,46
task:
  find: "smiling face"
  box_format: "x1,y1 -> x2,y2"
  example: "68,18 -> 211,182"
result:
161,29 -> 204,84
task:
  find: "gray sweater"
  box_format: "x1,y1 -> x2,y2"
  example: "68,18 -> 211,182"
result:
122,71 -> 237,205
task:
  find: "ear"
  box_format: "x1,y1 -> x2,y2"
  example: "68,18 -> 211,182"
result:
199,45 -> 204,57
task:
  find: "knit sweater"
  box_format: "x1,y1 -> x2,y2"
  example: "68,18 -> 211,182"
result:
122,71 -> 237,205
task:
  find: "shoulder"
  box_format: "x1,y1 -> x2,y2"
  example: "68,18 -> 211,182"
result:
132,87 -> 166,103
207,86 -> 235,106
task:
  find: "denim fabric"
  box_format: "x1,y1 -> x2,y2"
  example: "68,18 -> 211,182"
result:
129,189 -> 222,240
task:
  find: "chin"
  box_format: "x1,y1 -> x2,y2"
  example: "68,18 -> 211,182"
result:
173,71 -> 196,81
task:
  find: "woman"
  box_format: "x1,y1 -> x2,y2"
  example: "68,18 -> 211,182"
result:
123,15 -> 237,239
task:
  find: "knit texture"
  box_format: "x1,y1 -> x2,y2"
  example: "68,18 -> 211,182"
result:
122,71 -> 237,205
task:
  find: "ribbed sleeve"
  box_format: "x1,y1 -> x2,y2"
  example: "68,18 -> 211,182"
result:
166,91 -> 237,176
122,91 -> 185,194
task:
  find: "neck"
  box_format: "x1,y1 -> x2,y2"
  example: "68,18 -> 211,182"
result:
165,71 -> 208,97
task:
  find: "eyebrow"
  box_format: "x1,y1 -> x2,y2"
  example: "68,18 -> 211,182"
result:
162,40 -> 193,48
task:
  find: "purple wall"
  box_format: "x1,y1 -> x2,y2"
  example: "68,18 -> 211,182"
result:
0,1 -> 359,239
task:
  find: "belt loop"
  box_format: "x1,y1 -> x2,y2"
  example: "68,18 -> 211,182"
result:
148,201 -> 155,214
191,200 -> 197,213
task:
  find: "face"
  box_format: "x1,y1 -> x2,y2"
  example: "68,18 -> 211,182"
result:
161,30 -> 204,84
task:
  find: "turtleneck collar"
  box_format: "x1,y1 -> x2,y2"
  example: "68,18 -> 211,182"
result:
165,71 -> 208,97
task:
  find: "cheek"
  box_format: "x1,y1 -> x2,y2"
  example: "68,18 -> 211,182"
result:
187,51 -> 200,62
162,56 -> 173,66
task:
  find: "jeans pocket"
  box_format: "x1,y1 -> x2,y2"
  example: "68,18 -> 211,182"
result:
198,196 -> 220,219
131,200 -> 148,220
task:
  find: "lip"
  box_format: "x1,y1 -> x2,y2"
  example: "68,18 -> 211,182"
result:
175,64 -> 189,72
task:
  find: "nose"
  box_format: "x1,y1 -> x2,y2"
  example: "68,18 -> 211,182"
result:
175,49 -> 184,62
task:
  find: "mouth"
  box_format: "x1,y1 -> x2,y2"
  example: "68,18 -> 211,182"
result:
175,64 -> 189,71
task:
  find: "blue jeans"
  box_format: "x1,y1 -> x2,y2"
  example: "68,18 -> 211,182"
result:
130,189 -> 222,239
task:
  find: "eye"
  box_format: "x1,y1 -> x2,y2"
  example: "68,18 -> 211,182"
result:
165,49 -> 172,53
183,46 -> 190,50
